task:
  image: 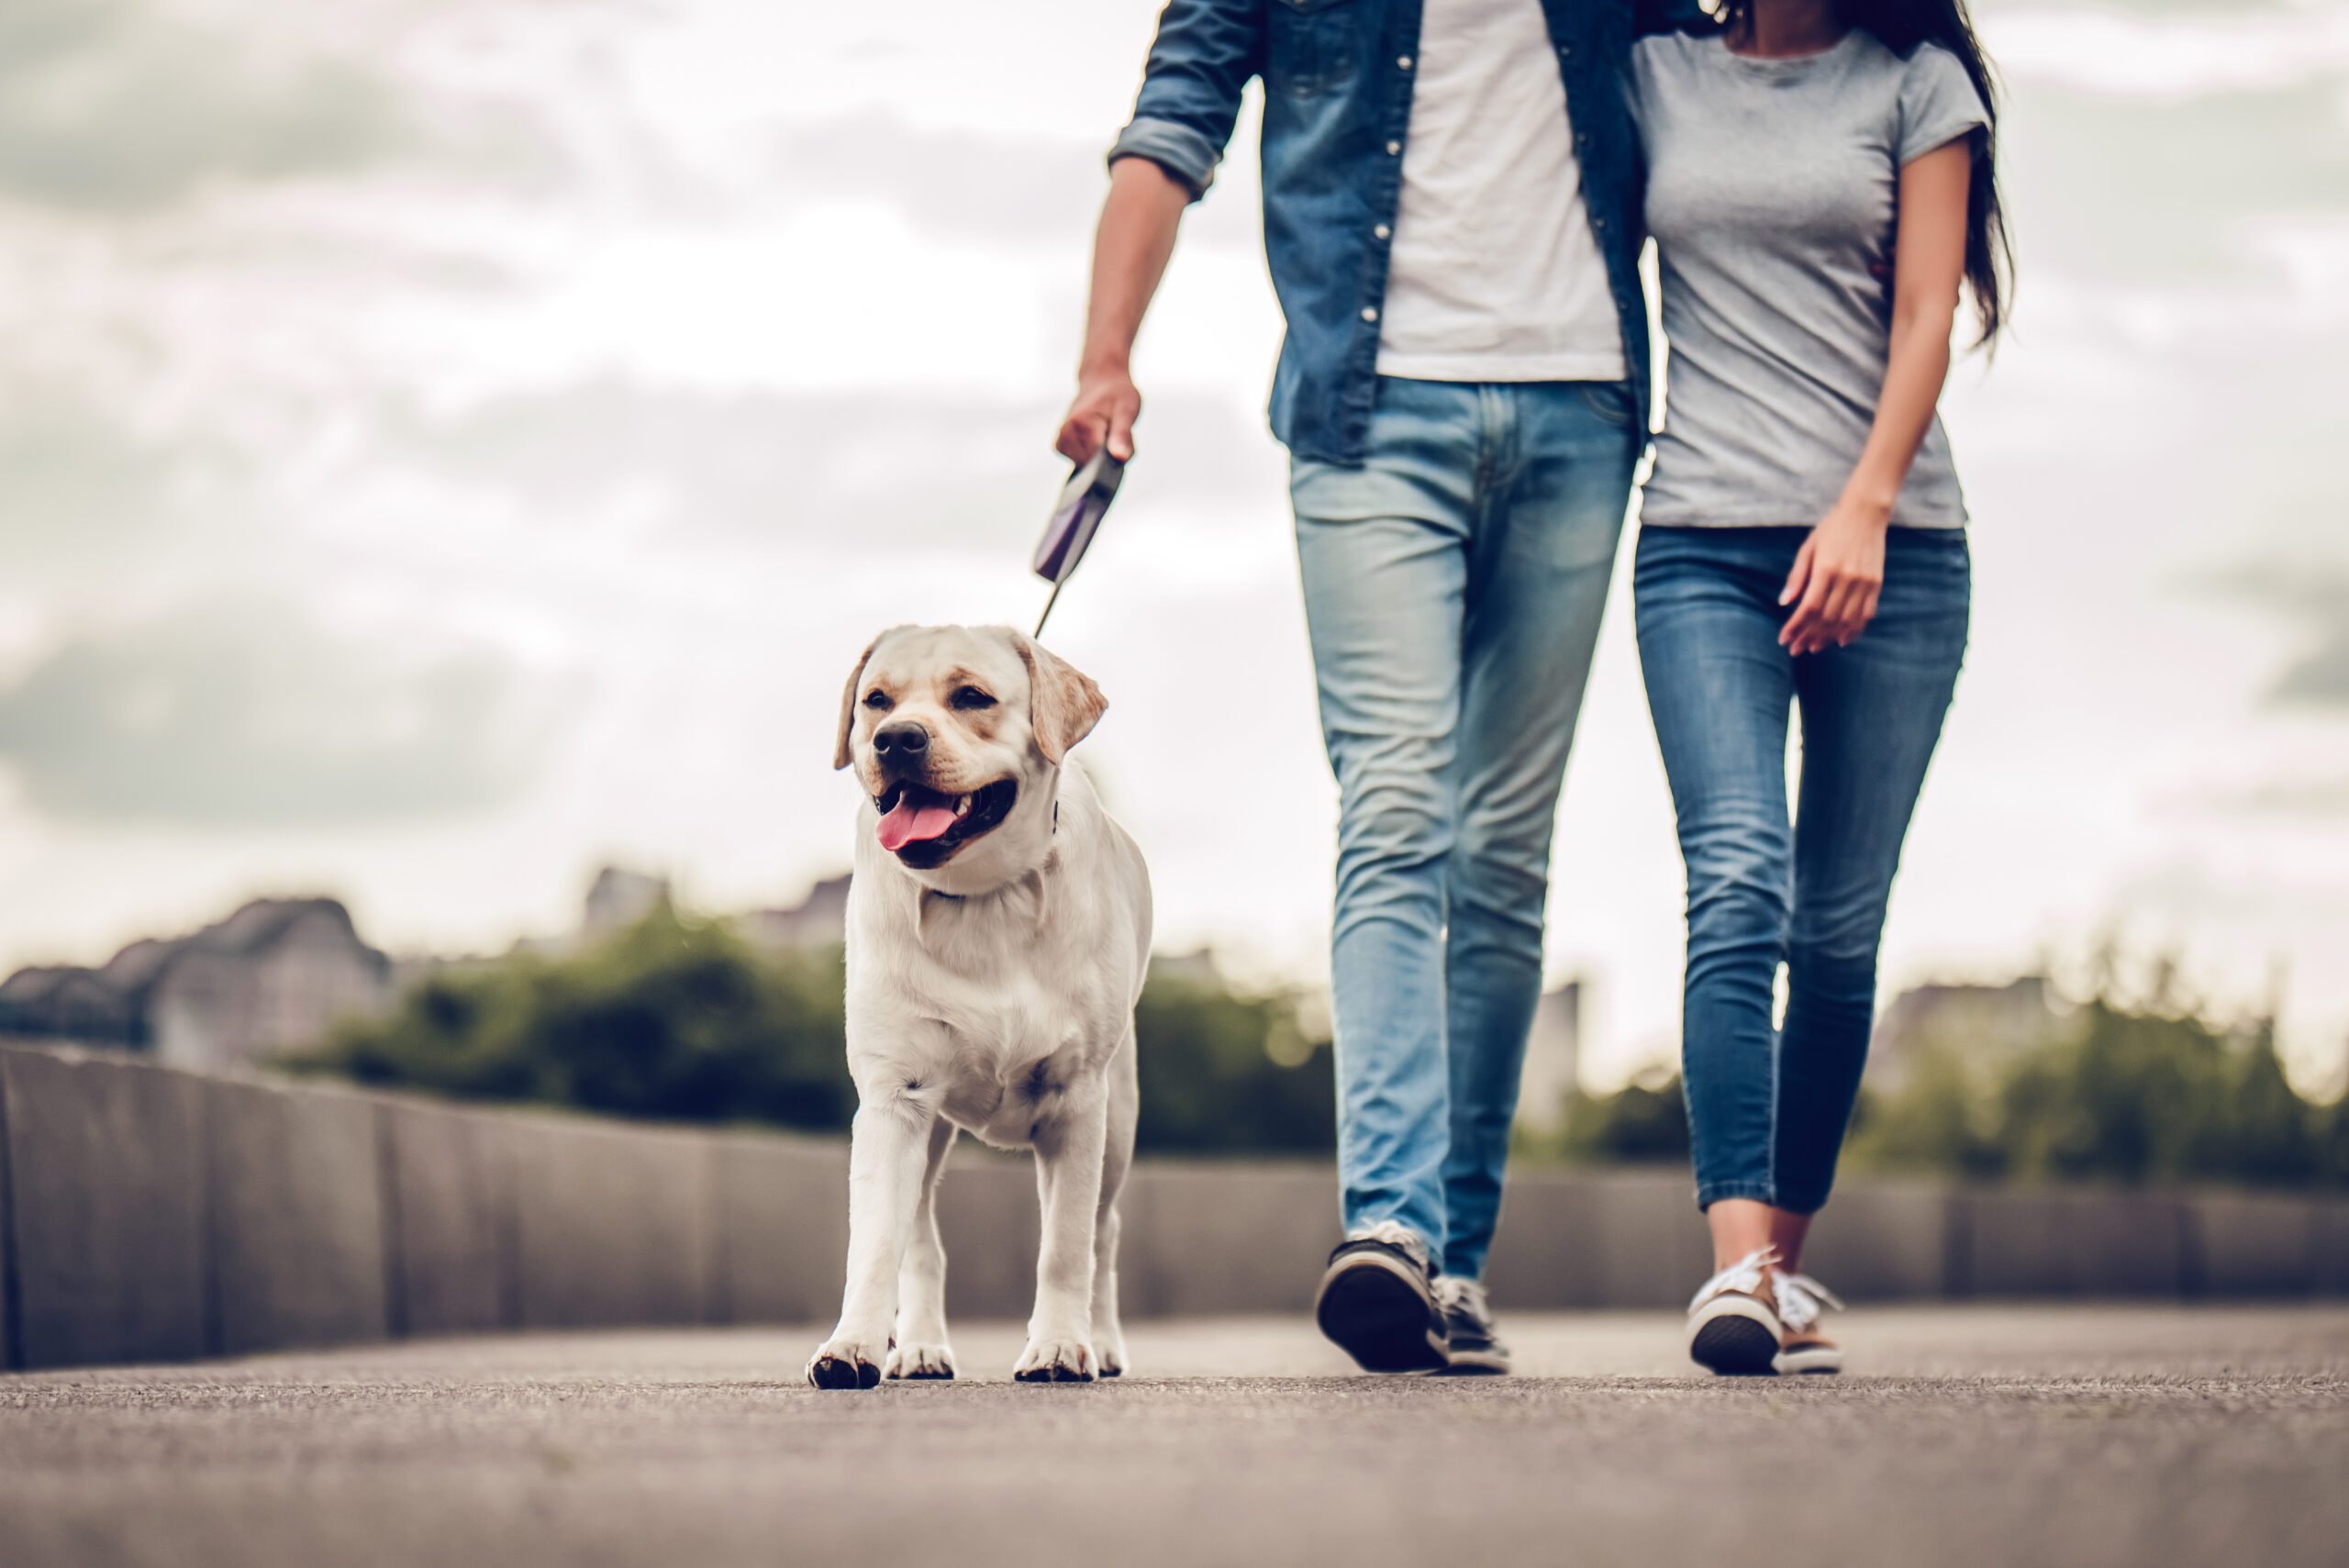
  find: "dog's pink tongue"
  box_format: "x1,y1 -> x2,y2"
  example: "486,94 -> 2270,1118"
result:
877,799 -> 957,852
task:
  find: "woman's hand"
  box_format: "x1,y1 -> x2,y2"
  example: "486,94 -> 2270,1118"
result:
1778,497 -> 1889,654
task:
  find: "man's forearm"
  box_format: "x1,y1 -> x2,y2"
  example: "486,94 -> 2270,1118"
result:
1057,158 -> 1192,462
1081,158 -> 1190,373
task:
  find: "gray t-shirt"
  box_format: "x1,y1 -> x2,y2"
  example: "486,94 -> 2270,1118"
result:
1629,29 -> 1988,528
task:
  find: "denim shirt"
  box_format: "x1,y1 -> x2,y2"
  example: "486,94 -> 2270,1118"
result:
1111,0 -> 1690,466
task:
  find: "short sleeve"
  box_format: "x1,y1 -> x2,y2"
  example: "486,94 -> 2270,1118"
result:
1626,33 -> 1698,135
1897,44 -> 1988,166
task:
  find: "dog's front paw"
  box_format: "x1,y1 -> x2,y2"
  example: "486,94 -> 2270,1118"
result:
1096,1336 -> 1127,1379
1012,1337 -> 1096,1384
807,1337 -> 885,1391
885,1341 -> 957,1381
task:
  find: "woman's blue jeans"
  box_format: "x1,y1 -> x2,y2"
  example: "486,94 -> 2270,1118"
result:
1634,524 -> 1970,1214
1293,376 -> 1640,1279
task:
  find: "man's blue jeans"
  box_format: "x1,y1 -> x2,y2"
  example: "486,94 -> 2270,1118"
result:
1634,524 -> 1970,1215
1292,377 -> 1639,1279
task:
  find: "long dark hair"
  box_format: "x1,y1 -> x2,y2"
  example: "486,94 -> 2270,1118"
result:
1712,0 -> 2013,348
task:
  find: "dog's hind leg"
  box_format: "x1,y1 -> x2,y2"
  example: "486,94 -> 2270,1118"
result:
1090,1024 -> 1140,1377
808,1091 -> 933,1390
886,1115 -> 958,1380
1015,1085 -> 1108,1383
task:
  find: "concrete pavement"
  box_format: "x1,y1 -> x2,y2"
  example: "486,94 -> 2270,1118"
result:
5,1306 -> 2345,1568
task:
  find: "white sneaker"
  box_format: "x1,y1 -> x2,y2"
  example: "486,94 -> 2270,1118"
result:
1686,1248 -> 1783,1376
1773,1269 -> 1845,1374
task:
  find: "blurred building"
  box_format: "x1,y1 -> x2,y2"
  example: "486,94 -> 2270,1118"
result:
0,960 -> 148,1048
508,865 -> 674,960
581,865 -> 672,939
735,874 -> 850,952
0,898 -> 393,1072
1866,976 -> 2064,1095
1516,981 -> 1583,1134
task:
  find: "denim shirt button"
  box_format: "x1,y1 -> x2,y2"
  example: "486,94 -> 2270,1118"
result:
1397,55 -> 1413,69
1361,306 -> 1378,322
1374,224 -> 1391,240
1386,140 -> 1401,155
1559,43 -> 1574,57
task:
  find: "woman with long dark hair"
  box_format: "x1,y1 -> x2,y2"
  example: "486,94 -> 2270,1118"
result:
1628,0 -> 2010,1374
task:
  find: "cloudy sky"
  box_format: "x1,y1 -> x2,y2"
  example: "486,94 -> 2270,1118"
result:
0,0 -> 2344,1093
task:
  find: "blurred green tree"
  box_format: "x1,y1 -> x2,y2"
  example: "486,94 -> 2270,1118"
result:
291,911 -> 1337,1151
1844,996 -> 2334,1191
1527,989 -> 2341,1194
295,917 -> 2342,1185
1840,1040 -> 2006,1181
288,906 -> 855,1129
1131,972 -> 1335,1155
1518,1069 -> 1691,1166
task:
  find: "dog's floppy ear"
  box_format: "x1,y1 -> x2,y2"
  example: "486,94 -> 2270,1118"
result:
1013,633 -> 1108,764
833,632 -> 885,771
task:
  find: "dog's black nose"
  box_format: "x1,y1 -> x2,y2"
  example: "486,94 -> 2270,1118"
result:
873,721 -> 930,760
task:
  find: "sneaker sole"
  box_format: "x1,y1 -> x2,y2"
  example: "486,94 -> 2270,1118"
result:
1776,1344 -> 1842,1374
1316,1256 -> 1446,1374
1432,1351 -> 1510,1377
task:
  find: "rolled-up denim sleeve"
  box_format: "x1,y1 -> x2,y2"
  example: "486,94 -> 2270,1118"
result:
1107,0 -> 1264,201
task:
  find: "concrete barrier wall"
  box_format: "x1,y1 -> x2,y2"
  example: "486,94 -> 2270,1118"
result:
508,1115 -> 715,1330
379,1100 -> 512,1337
708,1134 -> 846,1326
0,1046 -> 207,1367
206,1077 -> 389,1356
1,1040 -> 2343,1372
1121,1162 -> 1342,1317
1958,1189 -> 2195,1298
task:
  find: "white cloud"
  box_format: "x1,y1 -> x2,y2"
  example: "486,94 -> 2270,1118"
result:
0,596 -> 555,825
0,0 -> 2344,1092
1984,2 -> 2349,100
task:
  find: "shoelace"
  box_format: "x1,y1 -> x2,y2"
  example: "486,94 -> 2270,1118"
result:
1351,1218 -> 1431,1271
1434,1274 -> 1490,1320
1688,1246 -> 1779,1313
1774,1270 -> 1845,1335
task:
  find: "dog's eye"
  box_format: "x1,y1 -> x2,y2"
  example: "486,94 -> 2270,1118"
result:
951,686 -> 996,711
862,690 -> 892,711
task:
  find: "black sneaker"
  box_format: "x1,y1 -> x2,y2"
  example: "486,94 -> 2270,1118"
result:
1314,1220 -> 1448,1373
1433,1276 -> 1510,1375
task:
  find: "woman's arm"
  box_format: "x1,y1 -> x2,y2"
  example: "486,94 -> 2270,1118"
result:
1777,138 -> 1975,655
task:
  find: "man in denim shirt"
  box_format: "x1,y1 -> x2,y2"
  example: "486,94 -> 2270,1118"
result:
1056,0 -> 1677,1376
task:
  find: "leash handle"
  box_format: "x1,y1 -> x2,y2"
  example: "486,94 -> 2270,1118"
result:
1030,450 -> 1125,641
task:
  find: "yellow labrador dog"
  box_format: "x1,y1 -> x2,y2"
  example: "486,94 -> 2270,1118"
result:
807,625 -> 1151,1388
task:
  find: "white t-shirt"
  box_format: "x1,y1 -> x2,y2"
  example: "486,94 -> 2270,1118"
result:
1375,0 -> 1625,384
